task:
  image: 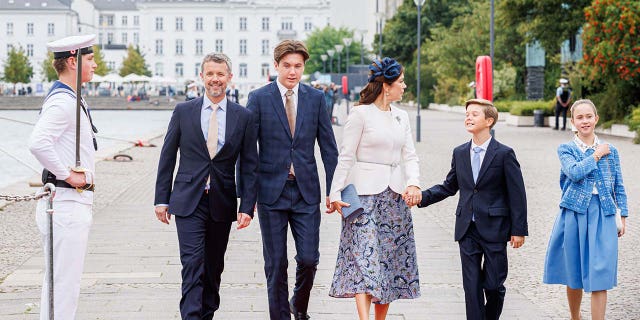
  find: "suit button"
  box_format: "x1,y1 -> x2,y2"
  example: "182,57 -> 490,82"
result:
473,189 -> 478,193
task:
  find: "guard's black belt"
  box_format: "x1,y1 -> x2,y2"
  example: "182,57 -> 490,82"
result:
54,180 -> 95,192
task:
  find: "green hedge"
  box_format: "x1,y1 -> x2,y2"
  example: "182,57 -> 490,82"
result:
628,107 -> 640,144
505,100 -> 556,116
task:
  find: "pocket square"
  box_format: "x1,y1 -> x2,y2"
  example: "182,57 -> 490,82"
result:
341,184 -> 364,222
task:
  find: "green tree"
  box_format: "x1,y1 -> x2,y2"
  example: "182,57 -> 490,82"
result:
2,46 -> 34,84
41,51 -> 57,82
581,0 -> 640,121
499,0 -> 592,53
304,25 -> 365,74
93,45 -> 110,76
119,45 -> 151,76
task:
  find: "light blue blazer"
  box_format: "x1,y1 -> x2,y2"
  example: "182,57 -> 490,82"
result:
558,141 -> 628,217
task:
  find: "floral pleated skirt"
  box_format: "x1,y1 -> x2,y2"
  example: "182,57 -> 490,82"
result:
329,188 -> 420,304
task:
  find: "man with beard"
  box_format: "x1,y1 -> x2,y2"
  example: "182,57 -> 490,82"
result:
154,53 -> 258,319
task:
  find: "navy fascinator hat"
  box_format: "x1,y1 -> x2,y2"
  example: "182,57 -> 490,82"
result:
368,57 -> 402,83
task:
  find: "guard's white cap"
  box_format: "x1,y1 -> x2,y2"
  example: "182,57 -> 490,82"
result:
187,82 -> 197,88
559,78 -> 569,84
47,34 -> 96,59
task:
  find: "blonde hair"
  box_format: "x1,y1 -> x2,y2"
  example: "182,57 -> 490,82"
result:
570,99 -> 598,119
273,40 -> 309,64
464,98 -> 499,129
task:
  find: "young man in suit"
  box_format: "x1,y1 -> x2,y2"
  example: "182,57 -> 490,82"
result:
154,53 -> 258,320
247,40 -> 339,320
417,98 -> 528,320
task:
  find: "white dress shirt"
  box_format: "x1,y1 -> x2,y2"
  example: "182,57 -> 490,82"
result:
275,79 -> 299,112
329,104 -> 420,202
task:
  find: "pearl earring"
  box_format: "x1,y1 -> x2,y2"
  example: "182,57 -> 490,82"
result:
385,92 -> 389,96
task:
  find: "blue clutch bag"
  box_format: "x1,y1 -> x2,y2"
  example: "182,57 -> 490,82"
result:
340,184 -> 364,222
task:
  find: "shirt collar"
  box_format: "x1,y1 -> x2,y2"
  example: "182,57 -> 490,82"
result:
573,134 -> 600,152
276,79 -> 299,97
471,136 -> 492,151
202,95 -> 227,112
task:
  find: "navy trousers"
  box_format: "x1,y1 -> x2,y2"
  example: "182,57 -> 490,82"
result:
258,180 -> 321,320
175,192 -> 232,320
458,223 -> 508,320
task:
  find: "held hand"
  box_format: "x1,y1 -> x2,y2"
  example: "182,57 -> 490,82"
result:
510,236 -> 525,249
237,212 -> 252,230
326,196 -> 331,210
618,217 -> 626,237
330,200 -> 350,217
65,171 -> 86,188
402,186 -> 422,207
155,206 -> 172,225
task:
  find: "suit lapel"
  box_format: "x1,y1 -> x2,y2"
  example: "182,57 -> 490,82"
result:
190,97 -> 208,153
460,141 -> 473,184
476,138 -> 498,185
268,82 -> 293,139
293,84 -> 308,142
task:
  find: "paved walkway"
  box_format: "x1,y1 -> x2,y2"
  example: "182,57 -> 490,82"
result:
0,103 -> 638,319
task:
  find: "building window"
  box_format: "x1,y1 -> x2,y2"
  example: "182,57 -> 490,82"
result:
215,17 -> 223,31
121,32 -> 127,44
155,39 -> 163,55
195,17 -> 203,31
239,17 -> 247,31
215,39 -> 223,53
133,32 -> 139,45
175,63 -> 184,77
239,63 -> 247,78
304,17 -> 312,31
26,44 -> 34,57
176,17 -> 183,31
107,15 -> 114,26
47,23 -> 55,36
133,16 -> 139,26
27,23 -> 34,35
122,15 -> 128,26
108,61 -> 116,71
7,22 -> 13,36
107,32 -> 114,44
195,63 -> 201,77
7,44 -> 13,53
155,17 -> 163,31
239,39 -> 247,56
155,62 -> 164,76
261,17 -> 269,31
281,17 -> 293,30
261,63 -> 269,78
98,33 -> 103,45
195,39 -> 203,55
261,39 -> 269,56
175,39 -> 183,55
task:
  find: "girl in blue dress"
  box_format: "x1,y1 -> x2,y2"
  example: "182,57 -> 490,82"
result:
543,99 -> 628,320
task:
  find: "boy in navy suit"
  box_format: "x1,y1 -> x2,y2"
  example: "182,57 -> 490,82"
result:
417,98 -> 528,320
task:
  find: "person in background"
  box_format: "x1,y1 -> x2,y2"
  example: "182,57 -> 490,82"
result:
185,82 -> 198,101
29,34 -> 99,320
554,78 -> 572,130
226,83 -> 239,103
328,57 -> 422,320
543,99 -> 628,320
418,98 -> 528,320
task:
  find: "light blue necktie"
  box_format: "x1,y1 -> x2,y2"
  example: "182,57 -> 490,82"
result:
472,147 -> 482,183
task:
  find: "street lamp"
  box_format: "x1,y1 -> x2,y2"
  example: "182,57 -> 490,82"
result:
334,44 -> 344,73
375,11 -> 385,59
414,0 -> 425,143
358,29 -> 367,65
342,37 -> 352,73
320,54 -> 328,73
327,49 -> 335,73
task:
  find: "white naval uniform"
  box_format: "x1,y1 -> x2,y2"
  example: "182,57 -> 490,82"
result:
29,82 -> 95,320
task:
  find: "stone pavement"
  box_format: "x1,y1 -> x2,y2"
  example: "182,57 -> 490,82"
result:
0,103 -> 638,319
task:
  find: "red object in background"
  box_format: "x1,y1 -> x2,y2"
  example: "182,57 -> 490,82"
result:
341,76 -> 348,95
475,56 -> 493,101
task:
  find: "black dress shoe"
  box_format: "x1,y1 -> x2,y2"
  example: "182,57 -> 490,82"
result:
289,300 -> 310,320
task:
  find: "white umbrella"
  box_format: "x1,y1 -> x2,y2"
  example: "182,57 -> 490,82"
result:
123,73 -> 150,82
150,75 -> 176,83
101,73 -> 124,83
90,74 -> 104,83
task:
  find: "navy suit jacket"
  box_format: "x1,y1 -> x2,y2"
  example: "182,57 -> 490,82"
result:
247,81 -> 338,205
154,97 -> 258,221
418,138 -> 528,243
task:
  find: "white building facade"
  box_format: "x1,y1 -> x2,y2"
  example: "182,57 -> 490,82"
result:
0,0 -> 332,94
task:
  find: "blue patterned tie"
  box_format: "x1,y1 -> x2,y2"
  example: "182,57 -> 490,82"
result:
472,147 -> 482,183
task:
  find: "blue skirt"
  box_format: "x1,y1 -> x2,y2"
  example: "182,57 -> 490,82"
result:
329,188 -> 420,304
543,195 -> 619,292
